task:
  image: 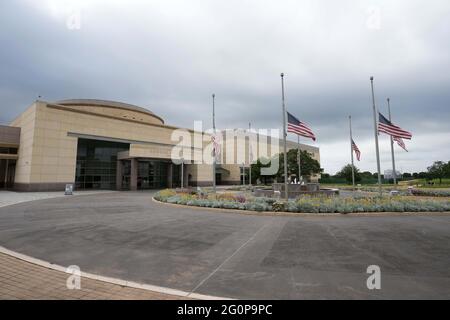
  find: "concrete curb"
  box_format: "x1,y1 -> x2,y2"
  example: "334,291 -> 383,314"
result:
152,197 -> 450,218
0,246 -> 232,300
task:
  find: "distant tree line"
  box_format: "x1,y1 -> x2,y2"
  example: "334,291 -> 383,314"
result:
320,160 -> 450,185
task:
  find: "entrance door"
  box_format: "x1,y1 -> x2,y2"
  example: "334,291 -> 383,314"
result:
6,160 -> 15,188
0,159 -> 16,189
216,173 -> 222,185
0,159 -> 6,189
121,160 -> 131,190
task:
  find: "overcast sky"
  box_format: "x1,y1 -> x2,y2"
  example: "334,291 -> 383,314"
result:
1,0 -> 449,174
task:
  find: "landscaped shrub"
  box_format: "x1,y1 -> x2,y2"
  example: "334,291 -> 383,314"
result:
154,190 -> 450,214
217,193 -> 236,202
154,189 -> 177,201
244,201 -> 271,212
234,194 -> 247,203
272,201 -> 286,212
197,189 -> 209,199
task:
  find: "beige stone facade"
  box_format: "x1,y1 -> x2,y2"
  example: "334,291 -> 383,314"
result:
1,99 -> 320,191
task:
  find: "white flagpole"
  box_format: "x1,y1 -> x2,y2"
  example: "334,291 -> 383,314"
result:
249,122 -> 252,187
281,73 -> 288,200
297,135 -> 301,183
349,116 -> 355,191
212,93 -> 216,193
387,98 -> 397,185
370,77 -> 382,197
181,158 -> 184,191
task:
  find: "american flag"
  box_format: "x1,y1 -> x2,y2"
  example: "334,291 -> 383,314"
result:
378,113 -> 412,140
287,112 -> 316,141
211,133 -> 221,159
352,139 -> 361,161
393,136 -> 408,152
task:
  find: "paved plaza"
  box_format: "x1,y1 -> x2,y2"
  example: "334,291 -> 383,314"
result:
0,191 -> 449,299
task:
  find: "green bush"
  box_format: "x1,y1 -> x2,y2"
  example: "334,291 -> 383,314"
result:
272,201 -> 286,212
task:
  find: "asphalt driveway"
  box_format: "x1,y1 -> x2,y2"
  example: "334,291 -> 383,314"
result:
0,191 -> 449,299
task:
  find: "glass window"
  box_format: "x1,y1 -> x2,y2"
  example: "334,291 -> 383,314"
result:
75,139 -> 129,190
0,147 -> 18,154
137,160 -> 169,190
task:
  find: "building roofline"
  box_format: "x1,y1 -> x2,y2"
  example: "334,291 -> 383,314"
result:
53,99 -> 165,124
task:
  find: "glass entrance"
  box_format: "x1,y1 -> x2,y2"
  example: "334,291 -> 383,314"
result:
137,160 -> 169,190
0,159 -> 16,189
75,138 -> 129,190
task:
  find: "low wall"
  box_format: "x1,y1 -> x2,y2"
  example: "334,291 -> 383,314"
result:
254,185 -> 339,199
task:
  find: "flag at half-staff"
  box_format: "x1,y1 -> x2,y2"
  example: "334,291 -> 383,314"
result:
393,136 -> 408,152
287,112 -> 316,141
352,139 -> 361,161
378,113 -> 412,139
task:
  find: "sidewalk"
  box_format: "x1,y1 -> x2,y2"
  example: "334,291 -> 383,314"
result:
0,253 -> 185,300
0,190 -> 115,208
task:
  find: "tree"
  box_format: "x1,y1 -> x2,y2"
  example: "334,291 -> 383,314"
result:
444,161 -> 450,178
418,172 -> 428,179
321,173 -> 331,179
360,171 -> 373,180
336,164 -> 361,184
427,161 -> 446,184
250,157 -> 274,184
276,149 -> 322,181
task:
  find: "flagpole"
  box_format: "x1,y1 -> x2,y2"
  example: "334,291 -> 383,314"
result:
249,122 -> 252,187
297,135 -> 301,184
212,93 -> 216,193
387,98 -> 397,185
349,116 -> 356,191
370,77 -> 382,197
281,73 -> 288,200
181,157 -> 184,191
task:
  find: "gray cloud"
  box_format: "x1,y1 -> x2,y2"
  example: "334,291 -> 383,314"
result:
1,0 -> 449,173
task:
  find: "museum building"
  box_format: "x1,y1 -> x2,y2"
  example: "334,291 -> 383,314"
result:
0,99 -> 320,191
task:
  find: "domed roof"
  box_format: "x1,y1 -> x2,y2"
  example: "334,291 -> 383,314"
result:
54,99 -> 164,124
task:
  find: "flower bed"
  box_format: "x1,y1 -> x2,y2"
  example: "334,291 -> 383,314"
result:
154,189 -> 450,214
336,186 -> 450,198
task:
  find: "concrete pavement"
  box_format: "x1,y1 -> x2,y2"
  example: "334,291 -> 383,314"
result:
0,191 -> 449,299
0,190 -> 116,208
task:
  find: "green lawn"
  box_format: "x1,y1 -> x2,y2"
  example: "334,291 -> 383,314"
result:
321,179 -> 450,190
413,178 -> 450,189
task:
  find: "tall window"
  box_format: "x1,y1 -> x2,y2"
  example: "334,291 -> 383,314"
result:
137,161 -> 169,189
75,139 -> 129,190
